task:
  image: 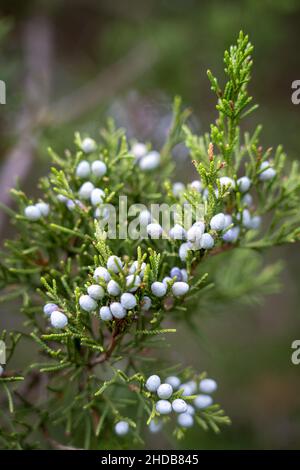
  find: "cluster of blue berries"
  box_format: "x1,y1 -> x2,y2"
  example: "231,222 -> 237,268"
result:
78,255 -> 149,322
145,374 -> 217,432
56,193 -> 85,212
131,142 -> 161,171
43,302 -> 68,328
258,161 -> 276,181
169,162 -> 277,260
44,252 -> 194,330
55,137 -> 107,215
81,255 -> 191,322
24,201 -> 50,221
112,374 -> 217,437
151,266 -> 189,298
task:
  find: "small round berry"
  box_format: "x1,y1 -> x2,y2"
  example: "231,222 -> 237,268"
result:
259,161 -> 276,181
190,180 -> 202,192
145,375 -> 161,392
131,142 -> 147,160
120,293 -> 137,310
177,412 -> 194,428
200,233 -> 214,249
0,365 -> 4,376
242,193 -> 253,207
157,383 -> 173,399
87,284 -> 105,300
155,400 -> 172,415
194,220 -> 206,229
151,282 -> 167,298
179,242 -> 191,262
187,240 -> 200,253
43,303 -> 58,316
99,306 -> 112,321
139,151 -> 160,171
249,215 -> 261,230
76,160 -> 91,178
238,208 -> 251,228
237,176 -> 251,193
199,378 -> 217,394
148,420 -> 163,433
114,421 -> 129,436
141,296 -> 152,311
210,213 -> 226,231
222,226 -> 240,243
169,224 -> 186,240
107,255 -> 123,273
172,398 -> 188,414
66,199 -> 76,211
162,276 -> 172,287
79,295 -> 97,312
91,160 -> 107,177
165,376 -> 181,389
170,267 -> 183,281
172,182 -> 185,197
110,302 -> 126,319
194,394 -> 213,409
224,214 -> 233,228
93,267 -> 110,283
81,137 -> 96,153
186,380 -> 197,394
186,404 -> 195,415
94,206 -> 110,220
126,274 -> 141,292
202,188 -> 209,199
194,220 -> 206,228
180,269 -> 188,282
107,280 -> 121,296
172,281 -> 189,297
139,209 -> 152,226
90,188 -> 105,206
78,181 -> 94,199
57,194 -> 68,203
147,223 -> 163,239
219,176 -> 235,190
50,311 -> 68,328
187,223 -> 205,243
24,205 -> 41,221
35,202 -> 50,217
180,383 -> 193,397
129,261 -> 146,277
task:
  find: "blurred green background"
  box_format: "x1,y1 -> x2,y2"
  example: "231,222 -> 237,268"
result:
0,0 -> 300,449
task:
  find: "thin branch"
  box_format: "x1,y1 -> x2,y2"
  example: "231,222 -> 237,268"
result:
89,325 -> 120,368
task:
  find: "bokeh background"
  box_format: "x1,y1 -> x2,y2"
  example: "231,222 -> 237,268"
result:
0,0 -> 300,449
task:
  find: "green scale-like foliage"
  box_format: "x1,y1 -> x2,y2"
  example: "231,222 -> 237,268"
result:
0,32 -> 299,449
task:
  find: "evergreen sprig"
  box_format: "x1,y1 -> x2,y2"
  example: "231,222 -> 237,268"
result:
0,31 -> 299,449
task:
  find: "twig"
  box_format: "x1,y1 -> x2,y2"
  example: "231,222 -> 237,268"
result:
89,325 -> 120,368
